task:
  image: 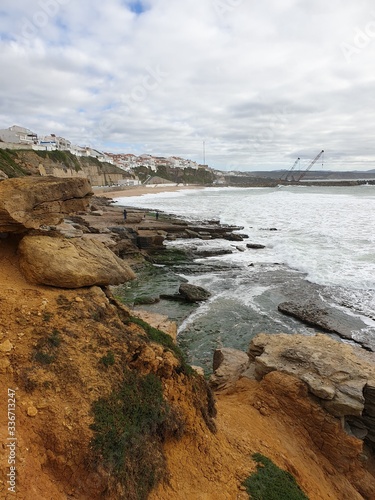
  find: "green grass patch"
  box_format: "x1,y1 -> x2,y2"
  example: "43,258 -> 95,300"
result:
99,350 -> 115,367
148,248 -> 193,265
0,149 -> 27,177
129,316 -> 194,376
90,369 -> 183,500
33,328 -> 62,366
34,351 -> 56,365
243,453 -> 309,500
47,329 -> 61,347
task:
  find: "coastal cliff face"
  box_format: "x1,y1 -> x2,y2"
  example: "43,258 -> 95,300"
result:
0,149 -> 133,186
1,176 -> 375,499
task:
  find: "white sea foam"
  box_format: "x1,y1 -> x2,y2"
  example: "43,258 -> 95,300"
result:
116,185 -> 375,290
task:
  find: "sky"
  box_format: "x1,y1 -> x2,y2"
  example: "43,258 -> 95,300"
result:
0,0 -> 375,171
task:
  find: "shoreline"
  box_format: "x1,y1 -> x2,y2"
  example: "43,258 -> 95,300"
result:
93,183 -> 206,199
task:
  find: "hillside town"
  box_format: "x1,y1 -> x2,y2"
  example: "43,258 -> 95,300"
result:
0,124 -> 210,173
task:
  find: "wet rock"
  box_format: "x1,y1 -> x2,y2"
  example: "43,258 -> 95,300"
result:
194,248 -> 233,258
137,231 -> 165,250
247,243 -> 266,249
223,233 -> 244,242
278,300 -> 373,351
179,283 -> 211,302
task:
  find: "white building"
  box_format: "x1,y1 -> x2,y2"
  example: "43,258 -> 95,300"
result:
0,125 -> 38,144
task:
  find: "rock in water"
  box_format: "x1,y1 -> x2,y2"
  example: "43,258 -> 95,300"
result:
179,283 -> 211,302
278,300 -> 373,350
0,176 -> 92,232
18,235 -> 135,288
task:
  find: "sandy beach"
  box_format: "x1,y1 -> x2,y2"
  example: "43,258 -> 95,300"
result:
93,184 -> 205,199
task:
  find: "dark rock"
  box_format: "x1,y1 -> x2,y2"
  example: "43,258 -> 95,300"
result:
159,294 -> 186,301
247,243 -> 266,249
179,283 -> 211,302
194,248 -> 233,257
278,300 -> 374,351
112,239 -> 140,258
224,233 -> 243,241
136,231 -> 165,250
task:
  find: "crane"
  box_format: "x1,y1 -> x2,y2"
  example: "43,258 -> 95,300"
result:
280,157 -> 300,181
296,150 -> 324,182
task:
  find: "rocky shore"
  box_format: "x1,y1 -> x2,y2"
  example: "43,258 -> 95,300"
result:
1,176 -> 375,499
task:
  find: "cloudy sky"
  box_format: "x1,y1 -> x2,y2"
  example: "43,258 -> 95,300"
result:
0,0 -> 374,171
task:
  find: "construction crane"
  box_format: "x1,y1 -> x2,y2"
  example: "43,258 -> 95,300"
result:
296,150 -> 324,182
280,157 -> 300,181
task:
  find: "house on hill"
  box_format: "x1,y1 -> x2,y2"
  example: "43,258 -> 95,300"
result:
0,125 -> 38,144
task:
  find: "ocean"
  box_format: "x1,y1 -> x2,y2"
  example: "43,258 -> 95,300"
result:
115,185 -> 375,371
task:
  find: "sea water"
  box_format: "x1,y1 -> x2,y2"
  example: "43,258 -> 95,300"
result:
115,185 -> 375,370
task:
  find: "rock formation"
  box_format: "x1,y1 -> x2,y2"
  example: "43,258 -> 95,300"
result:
248,333 -> 375,447
18,235 -> 135,288
210,347 -> 250,391
278,300 -> 374,350
179,283 -> 211,302
0,176 -> 92,232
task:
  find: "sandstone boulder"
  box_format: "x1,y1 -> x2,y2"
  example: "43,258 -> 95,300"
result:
0,177 -> 92,232
18,235 -> 135,288
248,333 -> 374,418
248,333 -> 375,450
210,347 -> 250,391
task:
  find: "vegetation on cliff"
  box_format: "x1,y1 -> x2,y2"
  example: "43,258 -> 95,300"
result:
0,148 -> 29,177
133,164 -> 216,185
243,453 -> 309,500
35,150 -> 82,171
90,369 -> 183,500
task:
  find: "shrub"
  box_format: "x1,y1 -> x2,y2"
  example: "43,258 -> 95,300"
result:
243,453 -> 309,500
33,329 -> 61,365
90,369 -> 181,499
48,329 -> 61,347
34,351 -> 55,365
100,351 -> 115,367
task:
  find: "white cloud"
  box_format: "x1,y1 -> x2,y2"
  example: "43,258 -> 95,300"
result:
0,0 -> 375,170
